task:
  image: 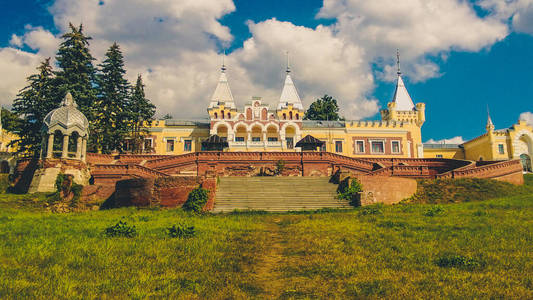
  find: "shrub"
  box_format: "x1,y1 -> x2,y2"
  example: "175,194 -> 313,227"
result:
167,224 -> 196,238
51,173 -> 83,207
435,253 -> 486,271
338,178 -> 363,206
182,186 -> 209,213
424,205 -> 445,216
359,203 -> 383,215
104,220 -> 137,238
275,159 -> 286,175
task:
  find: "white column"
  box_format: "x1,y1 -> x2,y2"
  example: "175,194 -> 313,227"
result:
61,134 -> 69,159
46,134 -> 54,159
76,136 -> 83,159
81,138 -> 87,162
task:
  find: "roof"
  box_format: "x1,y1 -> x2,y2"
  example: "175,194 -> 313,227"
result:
278,73 -> 304,110
164,119 -> 210,128
295,135 -> 325,147
392,75 -> 415,111
209,71 -> 236,109
202,134 -> 229,145
43,92 -> 89,135
302,120 -> 345,128
423,143 -> 463,149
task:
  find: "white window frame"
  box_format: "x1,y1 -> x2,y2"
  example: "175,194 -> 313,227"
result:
498,143 -> 505,154
183,139 -> 192,152
143,138 -> 153,151
354,140 -> 365,154
165,138 -> 175,152
391,140 -> 401,154
334,140 -> 343,153
370,139 -> 385,154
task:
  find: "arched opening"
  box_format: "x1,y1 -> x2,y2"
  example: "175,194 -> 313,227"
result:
53,130 -> 63,158
216,125 -> 228,141
521,154 -> 532,172
68,131 -> 80,157
227,112 -> 231,119
283,113 -> 286,120
251,125 -> 262,142
235,125 -> 247,142
0,161 -> 9,174
266,125 -> 278,142
289,111 -> 293,120
285,126 -> 296,149
214,112 -> 218,119
221,110 -> 225,119
295,113 -> 299,120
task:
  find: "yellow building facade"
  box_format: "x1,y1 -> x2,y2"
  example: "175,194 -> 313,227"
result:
143,60 -> 427,158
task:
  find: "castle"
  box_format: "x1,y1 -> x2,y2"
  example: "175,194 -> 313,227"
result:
136,55 -> 426,159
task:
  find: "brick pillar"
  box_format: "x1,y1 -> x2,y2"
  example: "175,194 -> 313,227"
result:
76,136 -> 83,159
61,134 -> 69,159
46,134 -> 54,159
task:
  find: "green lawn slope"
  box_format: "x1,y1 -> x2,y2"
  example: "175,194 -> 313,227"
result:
0,176 -> 531,298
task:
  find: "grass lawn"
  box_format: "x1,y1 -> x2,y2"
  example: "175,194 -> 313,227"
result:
0,188 -> 532,298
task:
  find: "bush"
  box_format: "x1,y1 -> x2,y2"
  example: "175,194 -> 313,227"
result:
424,205 -> 445,216
275,159 -> 286,175
182,186 -> 209,213
104,220 -> 137,238
167,224 -> 196,238
51,173 -> 83,207
435,253 -> 486,271
338,178 -> 363,206
359,203 -> 383,215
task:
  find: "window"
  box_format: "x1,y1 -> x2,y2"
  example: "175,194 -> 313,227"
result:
286,137 -> 294,149
355,140 -> 365,153
498,144 -> 505,154
267,137 -> 278,142
436,154 -> 443,158
235,137 -> 245,142
166,139 -> 175,152
184,140 -> 192,152
371,140 -> 385,154
335,141 -> 343,153
391,141 -> 400,153
144,138 -> 153,152
252,137 -> 261,142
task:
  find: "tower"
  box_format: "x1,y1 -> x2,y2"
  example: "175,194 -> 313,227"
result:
277,52 -> 304,119
207,52 -> 237,121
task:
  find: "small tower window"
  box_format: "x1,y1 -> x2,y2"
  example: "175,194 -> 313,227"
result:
283,113 -> 286,120
289,111 -> 293,120
214,112 -> 218,119
295,114 -> 299,120
227,112 -> 231,119
221,110 -> 225,119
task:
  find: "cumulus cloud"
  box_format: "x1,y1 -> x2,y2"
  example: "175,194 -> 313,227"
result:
425,136 -> 465,144
0,0 -> 521,120
520,111 -> 533,126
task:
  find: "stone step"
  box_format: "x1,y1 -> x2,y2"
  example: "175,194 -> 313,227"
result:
213,176 -> 350,212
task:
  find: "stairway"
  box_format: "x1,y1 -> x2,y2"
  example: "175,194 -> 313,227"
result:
213,177 -> 352,213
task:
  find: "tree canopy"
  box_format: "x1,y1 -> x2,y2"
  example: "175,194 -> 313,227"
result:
303,94 -> 342,121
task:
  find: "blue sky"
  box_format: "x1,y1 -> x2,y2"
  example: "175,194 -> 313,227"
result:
1,0 -> 533,143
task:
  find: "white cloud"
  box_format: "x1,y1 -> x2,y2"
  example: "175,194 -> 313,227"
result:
425,136 -> 465,144
0,0 -> 519,120
520,111 -> 533,126
479,0 -> 533,34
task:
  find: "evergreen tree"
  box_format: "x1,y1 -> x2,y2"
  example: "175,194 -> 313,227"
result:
1,108 -> 23,133
94,42 -> 131,153
54,23 -> 97,129
129,75 -> 155,153
11,58 -> 59,156
303,94 -> 343,121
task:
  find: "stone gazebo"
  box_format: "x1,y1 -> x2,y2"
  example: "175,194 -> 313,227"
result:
29,92 -> 90,193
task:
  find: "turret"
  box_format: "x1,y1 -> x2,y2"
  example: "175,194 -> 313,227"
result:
276,52 -> 304,121
207,54 -> 237,120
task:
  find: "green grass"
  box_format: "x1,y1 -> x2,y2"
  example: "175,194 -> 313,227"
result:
0,177 -> 532,298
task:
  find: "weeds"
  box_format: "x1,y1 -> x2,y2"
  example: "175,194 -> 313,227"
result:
435,253 -> 486,271
104,220 -> 137,237
424,205 -> 446,216
167,224 -> 196,238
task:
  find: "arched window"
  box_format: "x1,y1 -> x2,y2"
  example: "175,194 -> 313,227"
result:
295,114 -> 299,120
227,112 -> 231,119
221,110 -> 225,119
289,111 -> 293,120
283,113 -> 286,120
214,112 -> 218,119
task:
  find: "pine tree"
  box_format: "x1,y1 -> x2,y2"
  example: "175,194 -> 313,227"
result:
11,58 -> 59,156
129,75 -> 155,153
94,42 -> 131,153
54,23 -> 97,133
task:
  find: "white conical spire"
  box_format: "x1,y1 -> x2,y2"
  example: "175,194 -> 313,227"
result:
392,50 -> 415,111
486,105 -> 494,132
209,53 -> 235,109
278,52 -> 303,110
